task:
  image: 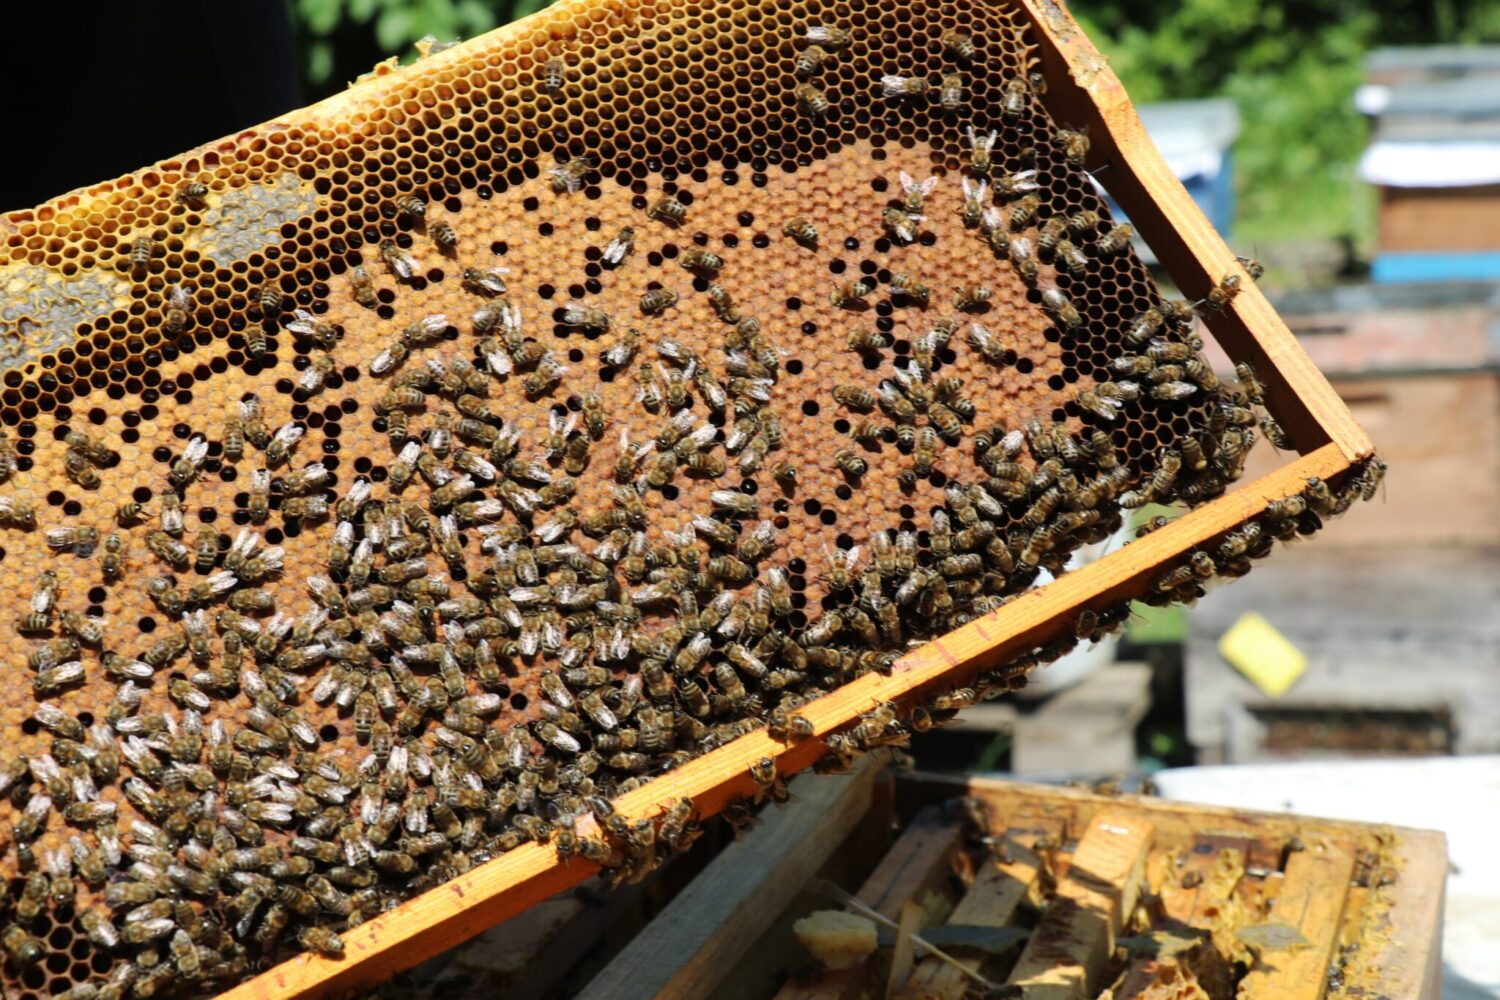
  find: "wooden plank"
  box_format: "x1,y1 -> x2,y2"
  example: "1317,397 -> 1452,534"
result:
576,762 -> 879,1000
1238,848 -> 1355,1000
1157,835 -> 1255,929
775,806 -> 964,1000
907,772 -> 1358,867
897,836 -> 1044,999
1337,829 -> 1447,1000
1005,813 -> 1155,1000
1016,0 -> 1374,465
857,806 -> 965,922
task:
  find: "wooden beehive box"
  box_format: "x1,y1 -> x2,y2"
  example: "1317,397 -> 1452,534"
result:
0,0 -> 1380,995
574,768 -> 1445,1000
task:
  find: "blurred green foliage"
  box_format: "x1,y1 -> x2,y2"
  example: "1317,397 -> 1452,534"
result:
1071,0 -> 1500,244
295,0 -> 555,95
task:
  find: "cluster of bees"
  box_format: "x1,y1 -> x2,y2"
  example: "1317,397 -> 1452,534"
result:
0,15 -> 1385,999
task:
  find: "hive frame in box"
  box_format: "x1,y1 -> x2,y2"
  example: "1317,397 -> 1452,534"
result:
161,1 -> 1374,995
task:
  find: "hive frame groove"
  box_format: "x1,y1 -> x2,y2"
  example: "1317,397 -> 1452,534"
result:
168,0 -> 1377,996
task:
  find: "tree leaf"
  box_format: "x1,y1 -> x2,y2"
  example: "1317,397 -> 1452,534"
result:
375,6 -> 416,51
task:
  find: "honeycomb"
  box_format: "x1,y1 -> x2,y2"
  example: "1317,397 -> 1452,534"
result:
0,0 -> 1381,994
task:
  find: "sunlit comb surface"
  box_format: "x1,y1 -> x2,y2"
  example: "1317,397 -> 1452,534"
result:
0,0 -> 1386,994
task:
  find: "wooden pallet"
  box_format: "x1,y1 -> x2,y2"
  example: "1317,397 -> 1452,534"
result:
569,771 -> 1444,1000
169,0 -> 1377,993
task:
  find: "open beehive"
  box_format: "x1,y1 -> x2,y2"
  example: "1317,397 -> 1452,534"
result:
0,0 -> 1379,995
570,769 -> 1444,1000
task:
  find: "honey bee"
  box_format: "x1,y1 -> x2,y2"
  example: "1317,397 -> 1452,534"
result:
549,156 -> 597,195
1149,380 -> 1198,402
351,264 -> 379,308
795,43 -> 832,77
163,282 -> 193,333
889,272 -> 930,307
897,171 -> 939,214
1075,390 -> 1123,422
100,532 -> 125,582
1235,361 -> 1267,405
641,288 -> 679,315
1198,273 -> 1242,314
537,55 -> 566,92
831,278 -> 873,308
834,449 -> 868,477
1008,233 -> 1044,283
709,489 -> 758,519
1056,127 -> 1090,167
299,926 -> 345,957
1094,224 -> 1135,256
966,322 -> 1009,365
953,284 -> 993,311
880,74 -> 931,99
453,266 -> 509,300
829,385 -> 875,413
938,72 -> 965,111
561,305 -> 612,332
2,925 -> 43,968
64,448 -> 100,489
840,329 -> 887,354
783,217 -> 818,247
599,225 -> 637,267
299,353 -> 337,395
957,176 -> 988,229
380,239 -> 419,281
266,421 -> 304,466
647,197 -> 688,226
240,393 -> 269,450
1033,217 -> 1068,260
176,180 -> 209,207
396,194 -> 427,219
1260,412 -> 1292,450
244,317 -> 271,359
804,23 -> 851,48
678,248 -> 725,275
1034,233 -> 1080,275
967,126 -> 998,177
1041,287 -> 1083,331
695,285 -> 735,325
129,236 -> 157,275
47,526 -> 100,556
993,169 -> 1040,199
1001,76 -> 1029,120
796,83 -> 831,117
169,435 -> 209,488
285,308 -> 338,348
147,530 -> 192,569
430,221 -> 459,251
881,207 -> 921,244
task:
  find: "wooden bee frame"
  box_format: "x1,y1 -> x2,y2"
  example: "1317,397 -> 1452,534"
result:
182,2 -> 1377,997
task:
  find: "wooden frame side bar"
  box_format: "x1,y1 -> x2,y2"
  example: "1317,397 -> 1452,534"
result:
1014,0 -> 1374,465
